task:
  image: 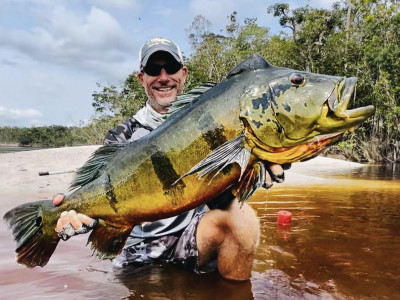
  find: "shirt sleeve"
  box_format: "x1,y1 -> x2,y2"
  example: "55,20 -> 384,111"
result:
104,117 -> 140,144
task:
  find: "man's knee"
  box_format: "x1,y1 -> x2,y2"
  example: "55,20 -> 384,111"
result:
215,200 -> 260,280
196,200 -> 260,279
197,200 -> 260,250
228,201 -> 260,252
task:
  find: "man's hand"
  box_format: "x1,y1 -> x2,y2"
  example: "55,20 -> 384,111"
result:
52,194 -> 98,241
263,163 -> 291,189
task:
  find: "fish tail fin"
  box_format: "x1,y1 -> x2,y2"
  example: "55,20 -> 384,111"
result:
3,200 -> 59,268
87,219 -> 133,260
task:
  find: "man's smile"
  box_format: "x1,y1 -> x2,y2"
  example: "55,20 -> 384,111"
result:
153,86 -> 175,92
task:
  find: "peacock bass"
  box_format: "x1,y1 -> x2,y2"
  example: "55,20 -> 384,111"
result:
4,54 -> 375,268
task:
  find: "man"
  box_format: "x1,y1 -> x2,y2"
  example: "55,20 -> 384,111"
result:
54,37 -> 287,281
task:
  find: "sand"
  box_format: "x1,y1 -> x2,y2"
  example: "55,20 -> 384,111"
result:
0,145 -> 366,203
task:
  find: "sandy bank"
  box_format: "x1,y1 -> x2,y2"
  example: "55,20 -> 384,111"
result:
0,145 -> 365,201
0,145 -> 101,201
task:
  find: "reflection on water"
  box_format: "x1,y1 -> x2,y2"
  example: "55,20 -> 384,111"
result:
1,165 -> 399,299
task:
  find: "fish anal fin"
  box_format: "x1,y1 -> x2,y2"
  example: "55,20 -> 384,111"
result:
233,162 -> 266,205
87,220 -> 133,260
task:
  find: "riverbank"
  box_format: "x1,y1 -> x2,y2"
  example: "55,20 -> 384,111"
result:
0,145 -> 366,201
0,144 -> 48,154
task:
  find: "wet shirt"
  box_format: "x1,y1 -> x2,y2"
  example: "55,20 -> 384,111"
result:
104,101 -> 205,248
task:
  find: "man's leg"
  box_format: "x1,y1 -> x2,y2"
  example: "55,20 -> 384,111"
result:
196,199 -> 260,281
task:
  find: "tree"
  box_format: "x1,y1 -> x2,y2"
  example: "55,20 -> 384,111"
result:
92,73 -> 146,120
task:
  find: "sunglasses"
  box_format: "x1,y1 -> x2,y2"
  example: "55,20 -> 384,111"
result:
142,61 -> 183,76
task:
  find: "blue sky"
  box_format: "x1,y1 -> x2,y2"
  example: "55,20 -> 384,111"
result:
0,0 -> 338,127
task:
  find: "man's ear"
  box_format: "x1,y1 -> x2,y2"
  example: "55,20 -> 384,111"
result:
182,66 -> 188,82
137,71 -> 144,84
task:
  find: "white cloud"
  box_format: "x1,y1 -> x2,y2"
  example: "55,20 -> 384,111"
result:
0,5 -> 134,80
0,106 -> 42,127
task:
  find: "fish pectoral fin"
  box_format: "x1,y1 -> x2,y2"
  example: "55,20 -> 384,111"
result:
177,134 -> 250,182
233,162 -> 266,205
87,220 -> 133,260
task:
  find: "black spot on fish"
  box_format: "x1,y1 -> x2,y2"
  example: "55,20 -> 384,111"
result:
272,120 -> 283,133
198,113 -> 228,150
283,103 -> 291,112
202,127 -> 227,151
272,84 -> 291,97
252,120 -> 263,128
252,89 -> 276,113
151,150 -> 185,196
105,174 -> 117,212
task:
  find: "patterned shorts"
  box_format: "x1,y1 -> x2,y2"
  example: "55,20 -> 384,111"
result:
113,211 -> 217,274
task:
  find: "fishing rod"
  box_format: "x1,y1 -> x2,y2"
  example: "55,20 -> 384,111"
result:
38,170 -> 76,176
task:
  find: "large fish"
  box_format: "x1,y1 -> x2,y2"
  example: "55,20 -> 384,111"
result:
4,54 -> 375,268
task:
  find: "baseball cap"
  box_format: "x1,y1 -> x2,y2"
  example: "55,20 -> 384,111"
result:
139,37 -> 184,70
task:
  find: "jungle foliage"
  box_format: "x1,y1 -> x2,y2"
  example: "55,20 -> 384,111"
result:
2,0 -> 399,162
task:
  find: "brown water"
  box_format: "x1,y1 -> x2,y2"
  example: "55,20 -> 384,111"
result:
1,165 -> 399,299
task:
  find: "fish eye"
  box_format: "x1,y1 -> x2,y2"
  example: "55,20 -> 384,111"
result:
290,73 -> 305,86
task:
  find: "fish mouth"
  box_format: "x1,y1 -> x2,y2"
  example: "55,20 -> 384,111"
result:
319,77 -> 375,133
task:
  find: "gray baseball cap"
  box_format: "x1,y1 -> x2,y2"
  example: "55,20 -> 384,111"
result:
139,37 -> 184,69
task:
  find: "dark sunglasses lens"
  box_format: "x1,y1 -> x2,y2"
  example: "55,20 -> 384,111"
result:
144,64 -> 162,76
164,62 -> 182,74
144,62 -> 181,76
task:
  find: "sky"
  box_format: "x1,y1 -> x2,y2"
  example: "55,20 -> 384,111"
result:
0,0 -> 338,127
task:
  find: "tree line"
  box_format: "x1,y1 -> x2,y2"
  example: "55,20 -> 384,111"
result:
1,0 -> 399,162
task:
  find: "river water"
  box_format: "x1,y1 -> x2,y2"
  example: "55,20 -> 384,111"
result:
0,163 -> 399,299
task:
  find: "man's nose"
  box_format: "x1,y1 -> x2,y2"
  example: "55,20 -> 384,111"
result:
158,68 -> 169,81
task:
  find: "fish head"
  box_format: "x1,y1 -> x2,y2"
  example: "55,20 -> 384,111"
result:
234,55 -> 375,163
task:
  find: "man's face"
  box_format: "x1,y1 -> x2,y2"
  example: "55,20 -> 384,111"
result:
138,52 -> 188,114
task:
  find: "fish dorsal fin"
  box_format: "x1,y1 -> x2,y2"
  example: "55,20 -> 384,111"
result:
227,54 -> 271,77
164,82 -> 217,118
69,143 -> 127,190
